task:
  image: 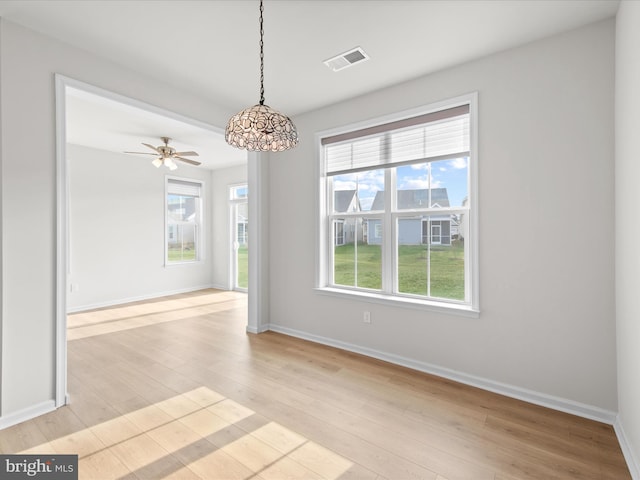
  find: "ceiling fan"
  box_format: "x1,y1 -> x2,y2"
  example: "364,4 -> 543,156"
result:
124,137 -> 201,170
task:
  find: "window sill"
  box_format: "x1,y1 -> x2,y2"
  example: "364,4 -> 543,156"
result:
314,287 -> 479,318
165,260 -> 202,267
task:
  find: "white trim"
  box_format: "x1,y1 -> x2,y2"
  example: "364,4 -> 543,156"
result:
384,168 -> 394,293
66,284 -> 216,313
267,323 -> 617,425
334,219 -> 345,246
315,92 -> 479,312
54,75 -> 69,408
57,76 -> 225,135
431,223 -> 442,245
246,324 -> 270,335
315,287 -> 479,318
315,138 -> 328,288
228,196 -> 235,291
468,92 -> 479,310
615,417 -> 640,479
0,400 -> 56,431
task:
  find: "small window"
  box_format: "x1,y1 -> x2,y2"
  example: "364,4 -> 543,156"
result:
166,178 -> 203,264
230,184 -> 248,200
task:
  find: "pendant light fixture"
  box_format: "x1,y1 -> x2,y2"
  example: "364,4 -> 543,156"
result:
225,0 -> 298,152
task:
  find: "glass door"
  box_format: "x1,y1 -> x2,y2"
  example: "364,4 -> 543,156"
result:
230,185 -> 248,291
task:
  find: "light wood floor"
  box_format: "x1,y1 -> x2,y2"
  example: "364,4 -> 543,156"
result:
0,289 -> 630,479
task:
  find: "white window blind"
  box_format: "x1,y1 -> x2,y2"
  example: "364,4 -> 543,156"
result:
324,104 -> 469,175
168,179 -> 201,197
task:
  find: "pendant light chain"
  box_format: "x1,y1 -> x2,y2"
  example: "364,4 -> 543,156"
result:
259,0 -> 265,106
225,0 -> 298,152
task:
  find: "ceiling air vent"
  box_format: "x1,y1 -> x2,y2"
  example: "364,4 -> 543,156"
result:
324,47 -> 369,72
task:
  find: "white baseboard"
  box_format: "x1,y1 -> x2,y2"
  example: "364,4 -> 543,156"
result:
246,324 -> 270,334
615,416 -> 640,480
67,284 -> 218,313
268,323 -> 618,425
0,400 -> 56,431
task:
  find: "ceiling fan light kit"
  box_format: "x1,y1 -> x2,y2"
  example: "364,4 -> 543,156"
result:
153,157 -> 177,170
225,0 -> 298,152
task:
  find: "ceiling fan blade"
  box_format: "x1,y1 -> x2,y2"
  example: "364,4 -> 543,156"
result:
124,151 -> 158,155
142,143 -> 160,153
175,156 -> 202,166
173,151 -> 199,157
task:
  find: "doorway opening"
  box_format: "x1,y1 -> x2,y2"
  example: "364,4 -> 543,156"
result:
55,75 -> 247,406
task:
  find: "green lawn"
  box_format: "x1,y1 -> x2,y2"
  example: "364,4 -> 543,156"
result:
334,241 -> 464,300
168,246 -> 196,262
167,244 -> 248,289
237,244 -> 248,289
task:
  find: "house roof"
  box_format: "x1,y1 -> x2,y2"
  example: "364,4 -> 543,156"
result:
334,190 -> 358,213
370,188 -> 450,210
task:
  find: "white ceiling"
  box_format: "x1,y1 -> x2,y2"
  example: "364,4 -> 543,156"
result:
65,86 -> 247,170
0,0 -> 620,170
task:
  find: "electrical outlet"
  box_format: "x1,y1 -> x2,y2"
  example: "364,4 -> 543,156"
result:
363,311 -> 371,323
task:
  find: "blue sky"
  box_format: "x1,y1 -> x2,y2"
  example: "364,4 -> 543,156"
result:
334,157 -> 468,211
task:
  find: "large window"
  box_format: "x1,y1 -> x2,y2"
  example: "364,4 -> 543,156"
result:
318,94 -> 478,313
166,178 -> 203,264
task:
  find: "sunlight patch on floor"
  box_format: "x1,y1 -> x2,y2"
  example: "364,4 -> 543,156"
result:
67,292 -> 246,341
19,386 -> 353,480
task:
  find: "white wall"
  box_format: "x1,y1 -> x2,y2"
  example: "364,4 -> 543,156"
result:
268,20 -> 617,415
615,1 -> 640,476
0,10 -> 623,440
211,164 -> 248,289
0,18 -> 234,419
67,144 -> 216,311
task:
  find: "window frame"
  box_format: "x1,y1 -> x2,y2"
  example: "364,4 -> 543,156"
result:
165,176 -> 205,266
334,220 -> 346,246
315,93 -> 479,316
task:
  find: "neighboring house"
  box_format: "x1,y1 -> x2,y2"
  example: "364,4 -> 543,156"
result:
333,189 -> 362,246
236,214 -> 248,245
167,195 -> 197,247
367,188 -> 456,246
